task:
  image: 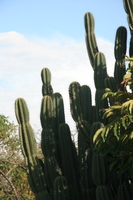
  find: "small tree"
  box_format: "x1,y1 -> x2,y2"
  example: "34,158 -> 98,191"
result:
94,61 -> 133,182
0,115 -> 34,200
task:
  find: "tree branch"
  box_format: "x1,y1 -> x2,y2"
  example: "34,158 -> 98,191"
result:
0,169 -> 21,200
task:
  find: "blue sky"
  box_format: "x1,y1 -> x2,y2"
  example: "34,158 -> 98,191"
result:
0,0 -> 130,131
0,0 -> 128,41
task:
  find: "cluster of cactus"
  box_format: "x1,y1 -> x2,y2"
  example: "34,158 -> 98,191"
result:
14,0 -> 133,199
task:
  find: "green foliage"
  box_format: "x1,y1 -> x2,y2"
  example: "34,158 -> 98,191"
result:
94,68 -> 133,177
0,115 -> 34,199
92,2 -> 133,196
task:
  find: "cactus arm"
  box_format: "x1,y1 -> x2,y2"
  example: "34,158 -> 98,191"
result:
41,128 -> 56,157
44,156 -> 61,192
94,52 -> 108,89
69,82 -> 83,122
96,185 -> 114,200
114,26 -> 127,60
118,184 -> 132,200
41,68 -> 53,96
15,98 -> 50,199
52,92 -> 65,137
58,123 -> 83,200
123,0 -> 133,32
54,176 -> 69,200
84,12 -> 99,68
104,77 -> 117,93
40,95 -> 62,193
40,95 -> 53,129
114,26 -> 127,89
15,98 -> 37,158
52,92 -> 66,165
80,85 -> 92,124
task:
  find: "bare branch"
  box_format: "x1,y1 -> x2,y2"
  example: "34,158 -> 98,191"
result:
0,169 -> 21,200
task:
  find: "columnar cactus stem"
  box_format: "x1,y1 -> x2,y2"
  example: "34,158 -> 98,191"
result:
69,81 -> 83,122
84,12 -> 99,68
15,98 -> 50,200
52,92 -> 65,138
80,85 -> 92,124
41,68 -> 53,96
58,123 -> 82,200
40,95 -> 53,129
123,0 -> 133,34
40,95 -> 62,193
15,98 -> 37,158
104,77 -> 117,93
54,176 -> 68,200
114,27 -> 127,88
118,184 -> 132,200
94,52 -> 108,90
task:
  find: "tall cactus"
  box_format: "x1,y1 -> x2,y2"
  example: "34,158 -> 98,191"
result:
84,12 -> 99,68
114,26 -> 127,89
41,68 -> 53,96
15,98 -> 51,200
14,1 -> 133,199
58,123 -> 82,200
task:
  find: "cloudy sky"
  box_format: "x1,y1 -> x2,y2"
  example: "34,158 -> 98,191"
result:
0,0 -> 130,132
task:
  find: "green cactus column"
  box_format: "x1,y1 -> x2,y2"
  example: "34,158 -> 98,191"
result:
15,98 -> 51,200
114,26 -> 127,89
54,176 -> 68,200
52,92 -> 65,166
41,68 -> 53,96
123,0 -> 133,37
78,131 -> 97,200
92,153 -> 114,200
40,95 -> 62,196
69,81 -> 92,141
41,68 -> 66,166
58,123 -> 83,200
84,12 -> 99,68
118,184 -> 132,200
94,52 -> 108,123
84,12 -> 109,124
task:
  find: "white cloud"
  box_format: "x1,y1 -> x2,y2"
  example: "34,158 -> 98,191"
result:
0,31 -> 114,132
